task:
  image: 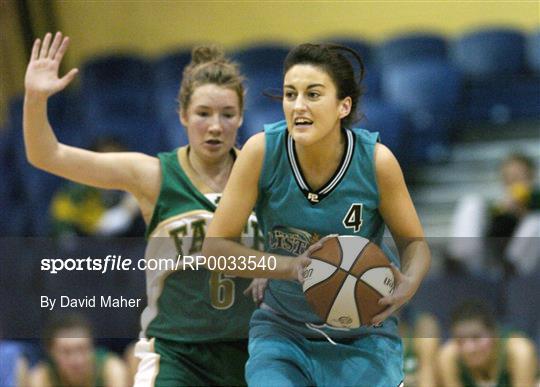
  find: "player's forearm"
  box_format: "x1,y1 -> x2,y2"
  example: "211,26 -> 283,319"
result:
202,237 -> 296,279
398,238 -> 431,291
23,92 -> 61,169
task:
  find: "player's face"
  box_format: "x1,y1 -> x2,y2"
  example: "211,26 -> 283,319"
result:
49,329 -> 94,383
501,160 -> 532,188
283,64 -> 351,146
453,320 -> 496,369
181,84 -> 242,162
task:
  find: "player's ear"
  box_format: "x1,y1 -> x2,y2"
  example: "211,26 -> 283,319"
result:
180,109 -> 188,127
338,97 -> 352,120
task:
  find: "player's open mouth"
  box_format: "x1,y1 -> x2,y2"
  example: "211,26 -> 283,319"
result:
294,118 -> 313,128
205,139 -> 222,145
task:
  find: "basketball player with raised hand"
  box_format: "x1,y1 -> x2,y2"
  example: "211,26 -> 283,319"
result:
204,43 -> 431,386
24,31 -> 261,386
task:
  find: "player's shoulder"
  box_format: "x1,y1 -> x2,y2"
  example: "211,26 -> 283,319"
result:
349,127 -> 380,145
28,362 -> 52,387
438,339 -> 459,364
506,335 -> 537,360
263,119 -> 287,135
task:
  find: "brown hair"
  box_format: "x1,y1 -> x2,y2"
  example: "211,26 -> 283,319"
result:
179,46 -> 245,112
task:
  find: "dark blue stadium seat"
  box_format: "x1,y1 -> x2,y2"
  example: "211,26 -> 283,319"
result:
357,98 -> 408,161
409,273 -> 503,338
526,29 -> 540,74
451,28 -> 526,78
240,99 -> 283,146
381,59 -> 462,162
232,44 -> 289,111
504,271 -> 540,340
80,55 -> 163,154
152,50 -> 192,148
377,33 -> 447,67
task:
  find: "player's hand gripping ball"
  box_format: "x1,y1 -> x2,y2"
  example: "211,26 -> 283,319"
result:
302,235 -> 395,328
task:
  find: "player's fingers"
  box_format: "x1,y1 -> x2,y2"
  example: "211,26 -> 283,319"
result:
54,36 -> 71,62
39,32 -> 52,59
371,305 -> 396,325
31,39 -> 41,61
59,68 -> 79,89
48,32 -> 63,59
378,294 -> 395,306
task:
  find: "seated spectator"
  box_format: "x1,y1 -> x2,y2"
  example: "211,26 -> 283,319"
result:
448,152 -> 540,275
438,300 -> 537,387
49,138 -> 144,239
29,314 -> 128,387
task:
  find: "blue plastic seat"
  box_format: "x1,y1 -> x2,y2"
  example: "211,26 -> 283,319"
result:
526,29 -> 540,74
409,273 -> 502,337
377,33 -> 447,67
240,99 -> 284,146
357,99 -> 407,161
451,28 -> 526,78
504,271 -> 540,339
382,59 -> 462,161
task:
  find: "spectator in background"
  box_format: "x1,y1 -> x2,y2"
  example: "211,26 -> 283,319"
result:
437,300 -> 537,387
448,152 -> 540,276
29,314 -> 128,387
49,137 -> 144,239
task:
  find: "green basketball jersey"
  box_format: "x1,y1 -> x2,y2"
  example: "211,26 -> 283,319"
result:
141,147 -> 262,342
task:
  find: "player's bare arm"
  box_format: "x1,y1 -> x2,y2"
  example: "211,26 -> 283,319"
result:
507,336 -> 537,386
372,143 -> 431,324
204,133 -> 310,280
23,32 -> 161,221
437,341 -> 463,387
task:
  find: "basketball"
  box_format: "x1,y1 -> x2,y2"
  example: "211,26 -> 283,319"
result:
302,235 -> 395,328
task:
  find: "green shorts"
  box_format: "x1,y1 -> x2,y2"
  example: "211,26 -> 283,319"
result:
134,337 -> 248,386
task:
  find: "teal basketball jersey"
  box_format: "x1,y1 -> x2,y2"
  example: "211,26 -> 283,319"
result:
141,147 -> 262,342
254,120 -> 400,340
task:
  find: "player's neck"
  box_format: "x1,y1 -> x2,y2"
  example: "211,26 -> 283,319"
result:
185,147 -> 234,193
295,128 -> 345,190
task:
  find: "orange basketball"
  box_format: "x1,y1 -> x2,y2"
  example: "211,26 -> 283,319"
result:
302,235 -> 395,328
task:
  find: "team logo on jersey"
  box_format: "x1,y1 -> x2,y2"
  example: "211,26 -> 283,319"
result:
307,192 -> 319,203
342,203 -> 363,232
268,226 -> 318,256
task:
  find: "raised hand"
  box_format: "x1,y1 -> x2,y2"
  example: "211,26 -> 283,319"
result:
25,32 -> 78,98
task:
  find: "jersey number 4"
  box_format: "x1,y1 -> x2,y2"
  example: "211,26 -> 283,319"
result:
343,203 -> 364,232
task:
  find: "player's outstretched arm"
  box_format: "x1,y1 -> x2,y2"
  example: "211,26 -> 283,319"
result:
203,133 -> 309,281
23,32 -> 159,202
372,143 -> 431,324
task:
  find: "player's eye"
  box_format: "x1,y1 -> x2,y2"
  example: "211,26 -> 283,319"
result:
308,91 -> 320,99
284,91 -> 296,100
197,111 -> 210,117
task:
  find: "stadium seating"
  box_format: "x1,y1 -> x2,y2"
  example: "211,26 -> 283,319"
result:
357,98 -> 408,161
152,50 -> 192,148
526,29 -> 540,74
377,32 -> 448,67
80,54 -> 163,154
410,273 -> 503,337
451,27 -> 540,123
381,59 -> 462,162
504,271 -> 540,340
451,28 -> 526,78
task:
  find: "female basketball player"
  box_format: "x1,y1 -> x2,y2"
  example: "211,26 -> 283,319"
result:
204,43 -> 431,386
438,300 -> 537,387
24,31 -> 260,386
